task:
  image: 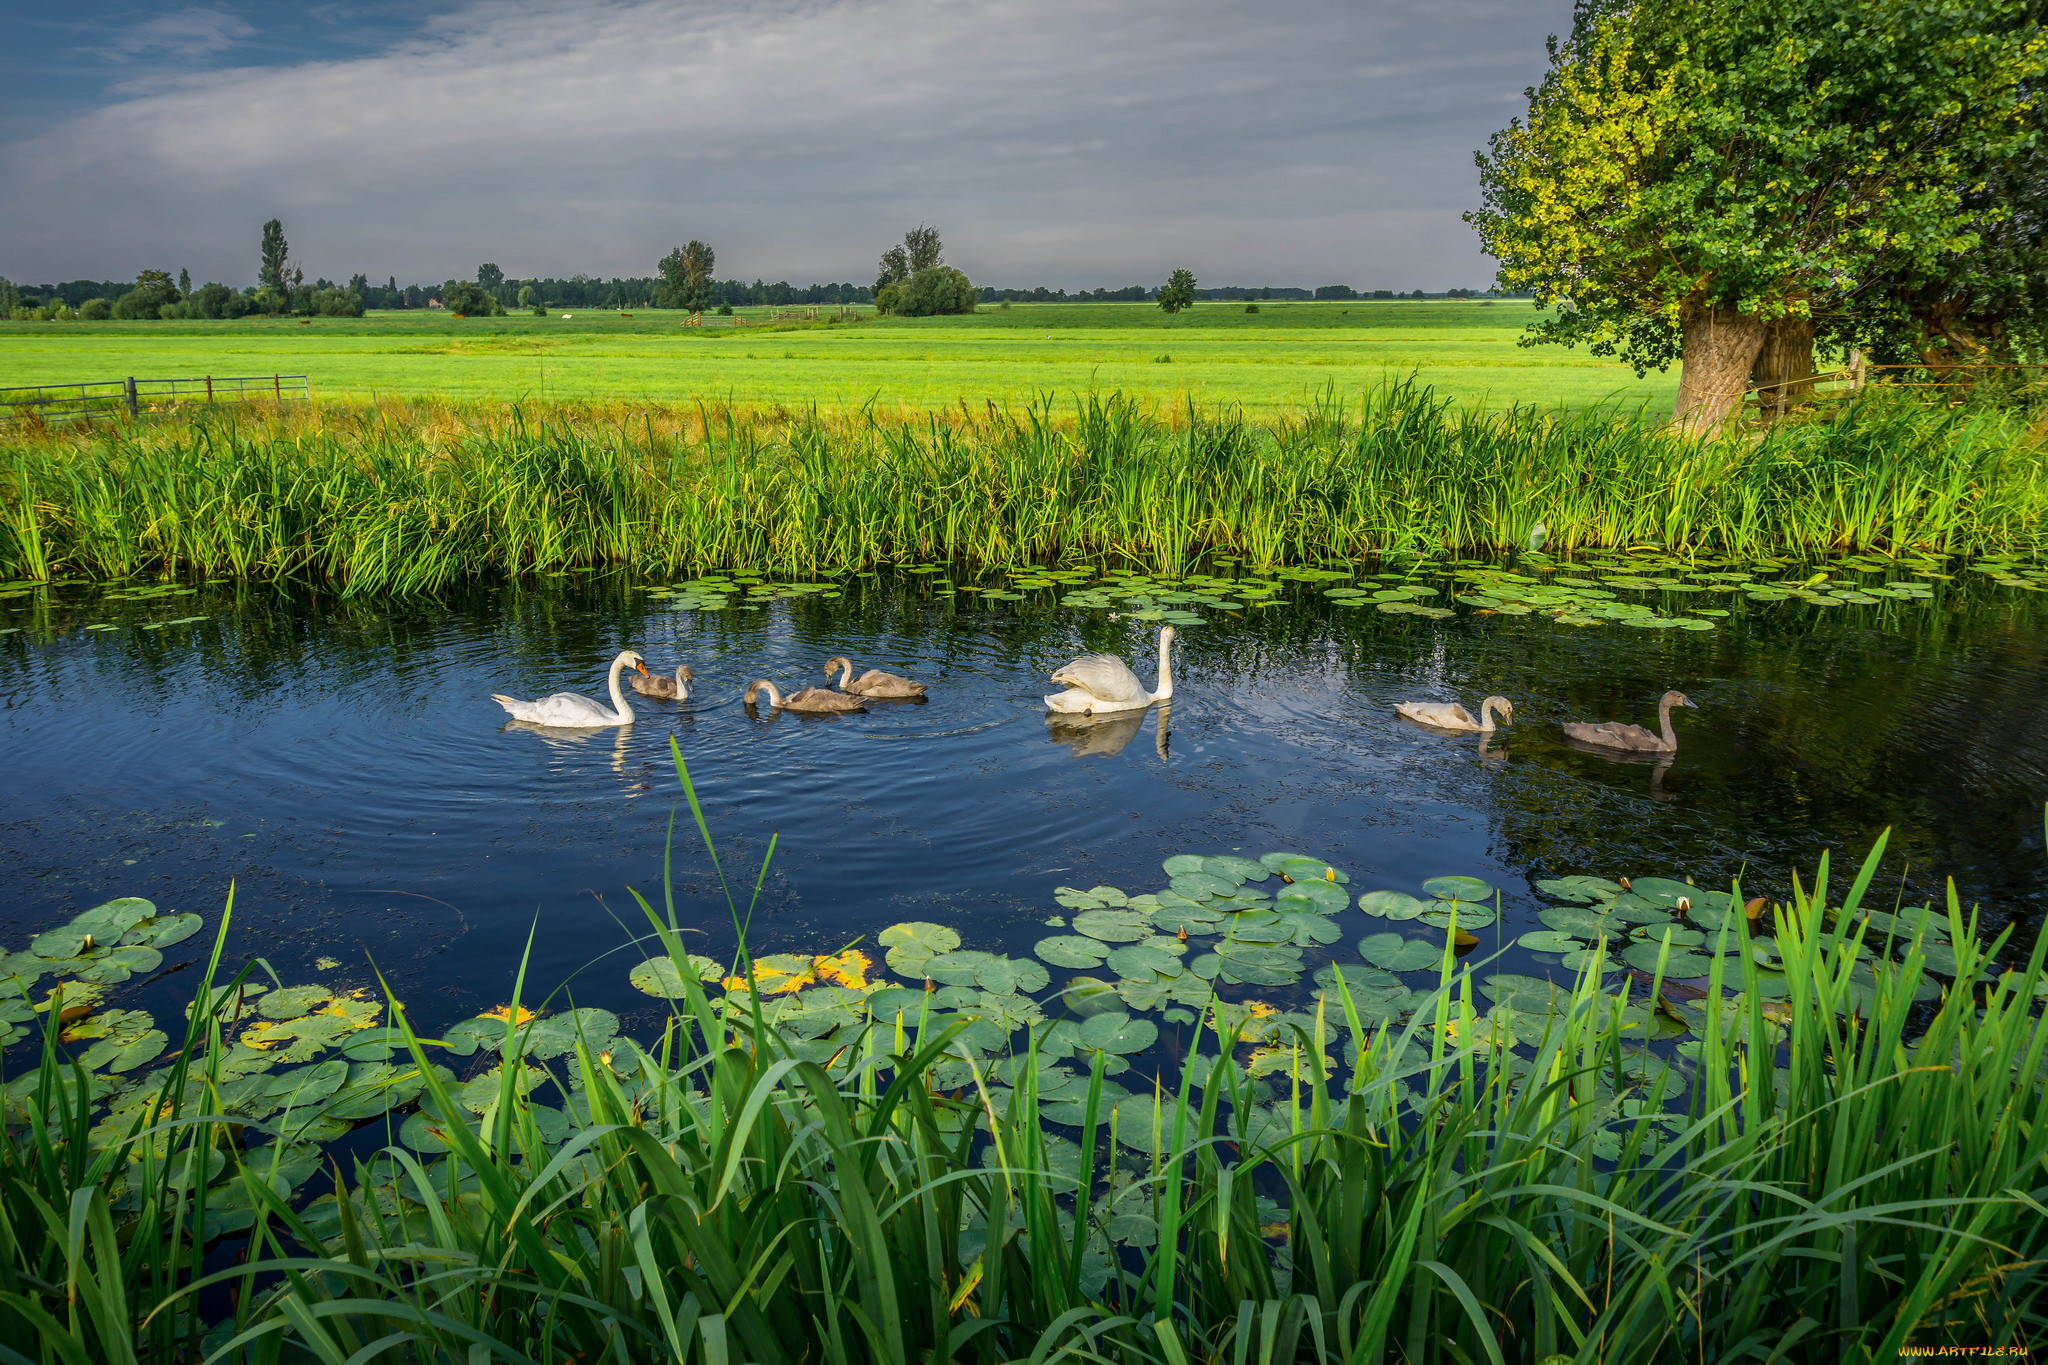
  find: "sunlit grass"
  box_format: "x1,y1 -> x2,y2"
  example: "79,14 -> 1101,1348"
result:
2,380 -> 2044,592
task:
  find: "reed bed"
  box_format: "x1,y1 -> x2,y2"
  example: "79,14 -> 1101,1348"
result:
3,753 -> 2044,1364
2,381 -> 2044,591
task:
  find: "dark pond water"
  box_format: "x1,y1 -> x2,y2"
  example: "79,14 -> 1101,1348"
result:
3,563 -> 2046,1043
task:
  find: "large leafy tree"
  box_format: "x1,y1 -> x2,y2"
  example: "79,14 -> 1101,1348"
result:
1469,0 -> 2045,430
874,226 -> 973,314
658,240 -> 716,312
1157,268 -> 1197,314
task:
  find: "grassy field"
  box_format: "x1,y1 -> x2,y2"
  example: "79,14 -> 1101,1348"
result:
0,300 -> 1680,412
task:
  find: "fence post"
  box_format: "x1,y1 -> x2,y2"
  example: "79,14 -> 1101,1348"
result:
205,375 -> 213,403
274,374 -> 281,403
124,376 -> 138,419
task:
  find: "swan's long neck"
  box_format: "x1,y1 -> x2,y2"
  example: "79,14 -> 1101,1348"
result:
757,681 -> 784,707
1152,631 -> 1174,700
606,656 -> 634,721
1657,697 -> 1678,750
674,668 -> 690,701
834,659 -> 853,689
1478,698 -> 1502,732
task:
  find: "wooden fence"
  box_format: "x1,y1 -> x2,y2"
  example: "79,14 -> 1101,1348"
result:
0,375 -> 311,425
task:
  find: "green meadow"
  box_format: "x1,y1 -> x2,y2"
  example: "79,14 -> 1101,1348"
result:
0,300 -> 1679,412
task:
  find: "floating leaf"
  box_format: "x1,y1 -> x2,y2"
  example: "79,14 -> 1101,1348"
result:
1358,934 -> 1443,973
1169,871 -> 1239,900
1517,931 -> 1585,954
1035,936 -> 1110,969
1539,905 -> 1622,937
1275,881 -> 1348,913
1077,1012 -> 1158,1055
1105,945 -> 1182,981
1071,909 -> 1155,943
878,922 -> 960,973
1060,977 -> 1123,1017
1630,925 -> 1705,949
1356,891 -> 1432,921
1536,876 -> 1622,904
1620,941 -> 1716,976
1203,856 -> 1269,883
260,986 -> 336,1021
73,945 -> 161,985
1161,855 -> 1207,877
121,913 -> 204,949
522,1007 -> 620,1060
1271,910 -> 1344,947
1275,857 -> 1349,885
628,955 -> 724,997
1478,974 -> 1572,1015
1418,901 -> 1496,930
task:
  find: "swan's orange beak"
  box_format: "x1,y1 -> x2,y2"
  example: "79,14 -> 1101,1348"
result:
636,662 -> 649,675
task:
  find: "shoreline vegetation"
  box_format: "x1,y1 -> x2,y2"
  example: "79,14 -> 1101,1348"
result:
3,381 -> 2044,591
0,756 -> 2043,1362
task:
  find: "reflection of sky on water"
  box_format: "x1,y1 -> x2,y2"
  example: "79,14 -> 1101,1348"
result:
1,572 -> 2043,1038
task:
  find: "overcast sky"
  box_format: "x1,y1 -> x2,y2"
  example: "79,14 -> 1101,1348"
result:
0,0 -> 1569,290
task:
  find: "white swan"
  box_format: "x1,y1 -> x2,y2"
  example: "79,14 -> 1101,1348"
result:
1045,625 -> 1174,715
492,650 -> 643,727
1395,696 -> 1513,733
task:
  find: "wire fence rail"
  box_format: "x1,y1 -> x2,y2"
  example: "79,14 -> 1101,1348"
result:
0,374 -> 311,426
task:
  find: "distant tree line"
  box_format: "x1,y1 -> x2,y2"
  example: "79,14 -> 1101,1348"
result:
0,214 -> 1504,324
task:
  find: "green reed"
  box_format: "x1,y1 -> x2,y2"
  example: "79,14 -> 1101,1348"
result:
3,761 -> 2045,1363
2,381 -> 2043,592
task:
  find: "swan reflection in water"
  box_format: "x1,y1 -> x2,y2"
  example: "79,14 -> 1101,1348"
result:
1563,735 -> 1677,802
500,718 -> 685,796
1045,700 -> 1171,759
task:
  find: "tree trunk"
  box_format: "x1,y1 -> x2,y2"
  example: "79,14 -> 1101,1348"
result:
1750,315 -> 1816,421
1672,302 -> 1768,434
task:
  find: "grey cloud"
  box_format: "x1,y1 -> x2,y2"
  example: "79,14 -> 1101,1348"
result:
1,0 -> 1567,288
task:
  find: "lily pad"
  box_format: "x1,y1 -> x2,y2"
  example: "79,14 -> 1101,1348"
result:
1169,871 -> 1240,900
1203,856 -> 1269,883
1535,876 -> 1622,904
260,986 -> 336,1021
1517,931 -> 1585,954
523,1007 -> 620,1060
1620,941 -> 1716,977
1421,875 -> 1495,902
1071,909 -> 1156,943
1538,905 -> 1621,937
628,955 -> 724,997
1631,925 -> 1705,948
1162,855 -> 1208,877
1418,901 -> 1496,930
1060,977 -> 1124,1017
879,922 -> 960,973
1035,936 -> 1111,969
122,913 -> 205,950
73,945 -> 161,985
1275,880 -> 1348,913
1478,973 -> 1571,1015
1192,941 -> 1305,986
1358,934 -> 1444,973
1356,890 -> 1433,920
1275,857 -> 1349,885
1077,1012 -> 1158,1055
1105,945 -> 1182,981
1271,910 -> 1345,947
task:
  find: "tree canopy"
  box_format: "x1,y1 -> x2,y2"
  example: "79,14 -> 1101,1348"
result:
658,241 -> 717,312
1157,268 -> 1197,314
875,226 -> 975,315
1469,0 -> 2046,428
258,219 -> 292,312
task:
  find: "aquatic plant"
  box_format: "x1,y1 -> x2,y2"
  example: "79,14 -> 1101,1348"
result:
1,381 -> 2043,591
1,754 -> 2044,1361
